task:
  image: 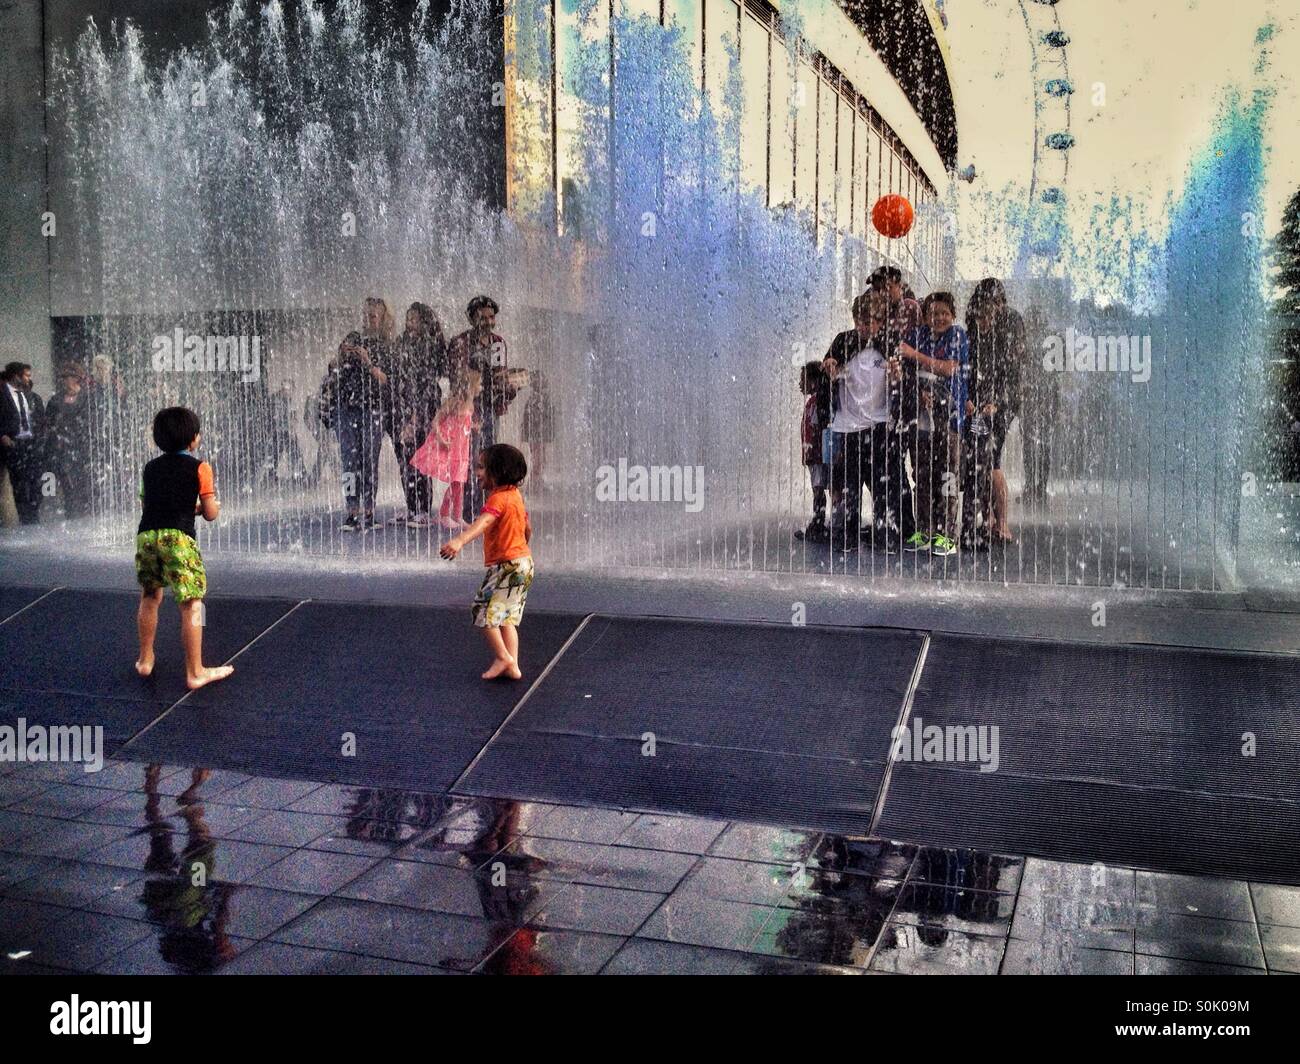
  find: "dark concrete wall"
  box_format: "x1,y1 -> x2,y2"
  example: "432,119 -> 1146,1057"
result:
0,0 -> 52,384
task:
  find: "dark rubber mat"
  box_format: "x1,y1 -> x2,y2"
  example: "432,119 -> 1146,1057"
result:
874,634 -> 1300,883
877,765 -> 1300,884
0,589 -> 300,752
460,616 -> 924,833
902,635 -> 1300,799
0,586 -> 52,624
122,603 -> 586,791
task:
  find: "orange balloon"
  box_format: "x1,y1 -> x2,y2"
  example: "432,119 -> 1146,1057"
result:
872,194 -> 914,239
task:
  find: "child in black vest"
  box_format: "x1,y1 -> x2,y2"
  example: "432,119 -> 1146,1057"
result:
135,406 -> 233,690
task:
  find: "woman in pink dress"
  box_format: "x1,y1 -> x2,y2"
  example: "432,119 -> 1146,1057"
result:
411,374 -> 481,530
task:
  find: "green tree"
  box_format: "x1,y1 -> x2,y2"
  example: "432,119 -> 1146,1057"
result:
1263,187 -> 1300,478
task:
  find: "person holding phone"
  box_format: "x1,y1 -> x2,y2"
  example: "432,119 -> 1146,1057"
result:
328,308 -> 390,531
447,295 -> 518,523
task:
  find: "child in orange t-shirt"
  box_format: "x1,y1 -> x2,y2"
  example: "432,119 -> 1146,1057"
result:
439,443 -> 533,680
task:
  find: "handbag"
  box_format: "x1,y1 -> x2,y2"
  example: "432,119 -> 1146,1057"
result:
316,371 -> 338,430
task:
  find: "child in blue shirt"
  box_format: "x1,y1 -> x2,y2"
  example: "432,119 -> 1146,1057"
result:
900,292 -> 969,557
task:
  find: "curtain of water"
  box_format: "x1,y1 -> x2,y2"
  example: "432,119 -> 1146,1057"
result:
45,0 -> 1267,593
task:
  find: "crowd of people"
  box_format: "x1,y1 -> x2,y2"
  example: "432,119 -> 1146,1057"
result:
316,294 -> 553,533
2,274 -> 1056,559
1,357 -> 130,526
796,268 -> 1053,555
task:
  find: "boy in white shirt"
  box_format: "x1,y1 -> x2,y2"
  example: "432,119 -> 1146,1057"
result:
822,291 -> 911,554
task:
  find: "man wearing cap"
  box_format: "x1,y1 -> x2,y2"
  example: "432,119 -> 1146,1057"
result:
447,296 -> 519,522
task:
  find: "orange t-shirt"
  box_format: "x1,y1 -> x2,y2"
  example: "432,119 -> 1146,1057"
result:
481,486 -> 531,565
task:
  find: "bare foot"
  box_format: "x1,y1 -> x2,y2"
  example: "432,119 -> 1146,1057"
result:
187,665 -> 234,691
135,657 -> 155,678
481,656 -> 515,680
505,662 -> 523,681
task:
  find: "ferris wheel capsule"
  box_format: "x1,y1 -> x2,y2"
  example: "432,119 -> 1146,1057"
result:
1045,78 -> 1073,96
1045,132 -> 1075,150
1043,30 -> 1070,46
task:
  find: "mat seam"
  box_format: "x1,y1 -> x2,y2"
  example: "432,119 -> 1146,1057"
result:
874,762 -> 1300,808
115,598 -> 312,755
0,586 -> 64,627
869,634 -> 930,838
449,613 -> 595,794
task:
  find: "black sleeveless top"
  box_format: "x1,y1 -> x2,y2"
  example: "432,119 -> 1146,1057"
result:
139,452 -> 207,538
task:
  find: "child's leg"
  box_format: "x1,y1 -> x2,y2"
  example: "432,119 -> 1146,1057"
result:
480,625 -> 515,679
439,481 -> 464,522
136,587 -> 164,676
179,599 -> 234,690
501,623 -> 522,679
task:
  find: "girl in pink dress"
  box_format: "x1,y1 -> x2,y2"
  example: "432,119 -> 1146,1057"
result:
411,374 -> 481,530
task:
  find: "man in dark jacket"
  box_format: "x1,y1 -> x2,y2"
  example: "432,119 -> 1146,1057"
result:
1,362 -> 45,524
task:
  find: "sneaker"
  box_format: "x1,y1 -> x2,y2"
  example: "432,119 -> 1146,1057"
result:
930,534 -> 958,557
341,514 -> 360,533
904,532 -> 931,552
407,513 -> 432,528
794,519 -> 830,543
360,514 -> 382,531
387,512 -> 410,526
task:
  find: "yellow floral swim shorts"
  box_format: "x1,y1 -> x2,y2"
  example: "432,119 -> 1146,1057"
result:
471,557 -> 534,628
135,529 -> 208,603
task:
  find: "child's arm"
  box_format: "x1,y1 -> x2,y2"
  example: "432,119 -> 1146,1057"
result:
899,343 -> 958,377
440,512 -> 496,559
435,412 -> 453,446
197,462 -> 220,521
524,512 -> 532,544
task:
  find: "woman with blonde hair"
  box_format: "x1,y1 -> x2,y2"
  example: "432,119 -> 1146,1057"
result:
386,301 -> 448,525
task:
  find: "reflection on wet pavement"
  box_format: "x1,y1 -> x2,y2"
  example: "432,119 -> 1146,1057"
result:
1,758 -> 1297,975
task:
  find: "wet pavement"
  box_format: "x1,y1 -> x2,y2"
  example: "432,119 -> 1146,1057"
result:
2,759 -> 1296,975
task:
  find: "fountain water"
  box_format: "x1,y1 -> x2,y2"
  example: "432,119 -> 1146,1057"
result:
35,0 -> 1276,594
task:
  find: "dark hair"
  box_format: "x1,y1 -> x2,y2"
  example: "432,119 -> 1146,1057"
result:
3,361 -> 31,382
852,290 -> 887,323
407,302 -> 438,334
799,360 -> 824,392
480,443 -> 527,487
466,295 -> 500,321
928,291 -> 957,315
966,277 -> 1008,329
152,406 -> 202,452
869,266 -> 903,289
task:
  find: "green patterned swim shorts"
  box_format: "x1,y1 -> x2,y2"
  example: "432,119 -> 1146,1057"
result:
471,557 -> 534,628
135,529 -> 207,603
